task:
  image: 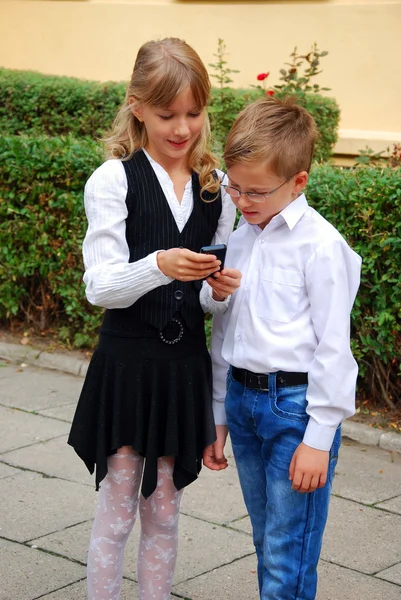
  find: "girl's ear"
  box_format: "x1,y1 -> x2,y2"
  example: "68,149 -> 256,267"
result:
129,97 -> 143,122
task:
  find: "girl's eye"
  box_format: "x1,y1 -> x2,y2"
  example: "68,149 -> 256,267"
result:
159,115 -> 173,120
189,113 -> 201,118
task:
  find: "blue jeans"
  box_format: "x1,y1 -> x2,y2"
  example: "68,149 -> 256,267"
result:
225,369 -> 341,600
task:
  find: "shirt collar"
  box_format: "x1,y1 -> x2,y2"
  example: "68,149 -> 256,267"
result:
275,193 -> 309,231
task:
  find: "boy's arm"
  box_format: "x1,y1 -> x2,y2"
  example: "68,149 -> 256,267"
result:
203,310 -> 230,470
290,239 -> 361,492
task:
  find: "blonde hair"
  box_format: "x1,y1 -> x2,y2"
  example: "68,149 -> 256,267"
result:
104,38 -> 220,198
223,97 -> 318,178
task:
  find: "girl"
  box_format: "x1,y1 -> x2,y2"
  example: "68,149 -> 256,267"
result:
68,37 -> 239,600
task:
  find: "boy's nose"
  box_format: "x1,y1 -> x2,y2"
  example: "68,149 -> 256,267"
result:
237,193 -> 253,209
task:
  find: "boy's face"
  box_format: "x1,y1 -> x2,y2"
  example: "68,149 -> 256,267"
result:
226,162 -> 308,229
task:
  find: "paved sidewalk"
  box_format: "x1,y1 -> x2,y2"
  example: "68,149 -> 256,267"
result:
0,360 -> 401,600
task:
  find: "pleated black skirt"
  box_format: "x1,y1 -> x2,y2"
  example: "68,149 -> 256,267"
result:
67,318 -> 216,498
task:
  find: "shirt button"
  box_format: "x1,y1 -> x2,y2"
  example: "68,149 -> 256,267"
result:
235,334 -> 241,341
259,239 -> 264,244
245,285 -> 250,291
174,290 -> 184,301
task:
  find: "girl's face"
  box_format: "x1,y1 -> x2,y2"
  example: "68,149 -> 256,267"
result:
131,88 -> 205,168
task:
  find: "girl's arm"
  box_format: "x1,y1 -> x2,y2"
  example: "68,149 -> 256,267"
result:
82,160 -> 173,309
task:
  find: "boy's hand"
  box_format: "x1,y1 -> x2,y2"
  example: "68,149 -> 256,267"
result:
203,425 -> 229,470
289,442 -> 330,493
206,268 -> 242,302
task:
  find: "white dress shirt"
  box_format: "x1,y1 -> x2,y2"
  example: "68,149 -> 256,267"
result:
82,150 -> 236,313
210,194 -> 362,452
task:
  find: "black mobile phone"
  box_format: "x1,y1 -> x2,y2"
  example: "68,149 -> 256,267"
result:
200,243 -> 227,278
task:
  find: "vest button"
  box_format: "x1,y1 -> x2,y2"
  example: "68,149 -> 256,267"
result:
174,290 -> 184,301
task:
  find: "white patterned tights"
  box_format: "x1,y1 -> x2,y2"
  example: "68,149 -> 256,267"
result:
87,448 -> 183,600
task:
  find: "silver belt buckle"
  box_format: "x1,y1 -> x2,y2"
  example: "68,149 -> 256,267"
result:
257,374 -> 269,392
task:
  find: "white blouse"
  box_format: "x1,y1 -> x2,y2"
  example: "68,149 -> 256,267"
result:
82,150 -> 236,313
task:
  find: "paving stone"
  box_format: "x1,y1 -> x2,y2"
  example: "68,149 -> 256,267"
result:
31,512 -> 255,585
0,538 -> 85,600
39,578 -> 138,599
317,560 -> 401,600
342,420 -> 382,446
0,362 -> 82,411
0,461 -> 19,479
333,440 -> 401,504
0,472 -> 95,542
376,562 -> 401,586
376,494 -> 401,515
172,553 -> 258,600
1,435 -> 94,486
380,431 -> 401,453
38,352 -> 84,376
181,461 -> 247,525
321,496 -> 401,574
0,405 -> 70,454
39,402 -> 78,422
228,515 -> 252,536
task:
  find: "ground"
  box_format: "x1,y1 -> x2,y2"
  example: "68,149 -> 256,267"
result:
1,325 -> 400,434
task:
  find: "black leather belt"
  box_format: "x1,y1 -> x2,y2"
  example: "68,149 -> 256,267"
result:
231,367 -> 308,390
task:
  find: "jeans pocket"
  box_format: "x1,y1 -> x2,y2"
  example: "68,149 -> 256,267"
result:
271,385 -> 309,422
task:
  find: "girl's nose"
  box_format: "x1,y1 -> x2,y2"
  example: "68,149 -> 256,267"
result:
173,120 -> 190,137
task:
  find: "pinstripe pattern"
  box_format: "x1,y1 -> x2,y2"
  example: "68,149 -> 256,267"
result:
101,150 -> 222,333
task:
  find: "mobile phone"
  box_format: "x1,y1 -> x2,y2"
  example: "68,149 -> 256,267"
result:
200,243 -> 227,279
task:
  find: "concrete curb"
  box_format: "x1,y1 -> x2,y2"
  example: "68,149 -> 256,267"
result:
1,341 -> 400,453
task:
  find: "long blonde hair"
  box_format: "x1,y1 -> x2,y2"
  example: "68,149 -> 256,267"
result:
104,38 -> 220,197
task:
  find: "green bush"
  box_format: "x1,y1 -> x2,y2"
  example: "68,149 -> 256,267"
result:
0,135 -> 103,347
0,68 -> 126,139
0,68 -> 339,163
307,164 -> 401,408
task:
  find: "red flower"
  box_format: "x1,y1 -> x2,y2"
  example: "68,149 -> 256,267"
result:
266,90 -> 275,97
257,72 -> 269,81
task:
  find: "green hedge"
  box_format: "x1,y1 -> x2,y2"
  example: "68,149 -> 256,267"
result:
0,68 -> 339,162
0,135 -> 103,348
307,165 -> 401,408
0,134 -> 399,406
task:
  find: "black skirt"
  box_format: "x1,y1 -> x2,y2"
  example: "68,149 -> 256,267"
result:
67,318 -> 216,498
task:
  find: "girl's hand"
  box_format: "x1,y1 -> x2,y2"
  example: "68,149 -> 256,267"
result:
206,268 -> 242,302
157,248 -> 221,281
203,425 -> 229,471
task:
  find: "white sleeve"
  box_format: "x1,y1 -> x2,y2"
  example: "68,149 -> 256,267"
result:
303,238 -> 362,451
210,311 -> 230,425
199,171 -> 236,315
82,160 -> 172,309
199,281 -> 231,314
210,170 -> 236,246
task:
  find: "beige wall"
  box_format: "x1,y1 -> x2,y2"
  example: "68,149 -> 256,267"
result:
1,0 -> 400,155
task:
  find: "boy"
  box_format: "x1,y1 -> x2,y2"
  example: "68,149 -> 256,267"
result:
203,98 -> 361,599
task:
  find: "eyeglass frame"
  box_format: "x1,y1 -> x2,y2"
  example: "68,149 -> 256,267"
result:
221,174 -> 297,204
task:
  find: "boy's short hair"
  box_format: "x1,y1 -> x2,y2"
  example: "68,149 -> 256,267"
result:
223,97 -> 318,178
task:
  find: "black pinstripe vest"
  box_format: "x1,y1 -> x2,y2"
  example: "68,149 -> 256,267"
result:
101,150 -> 222,334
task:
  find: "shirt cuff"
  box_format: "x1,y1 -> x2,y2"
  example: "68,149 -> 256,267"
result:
200,282 -> 231,314
148,250 -> 174,285
303,417 -> 339,451
213,399 -> 227,426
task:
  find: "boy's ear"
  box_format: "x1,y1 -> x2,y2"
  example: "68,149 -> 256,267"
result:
129,97 -> 143,121
293,171 -> 308,193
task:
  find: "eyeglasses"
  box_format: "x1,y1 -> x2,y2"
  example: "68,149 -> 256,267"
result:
222,176 -> 295,204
